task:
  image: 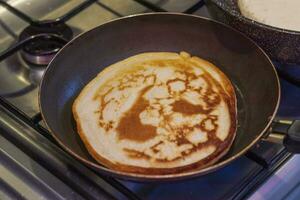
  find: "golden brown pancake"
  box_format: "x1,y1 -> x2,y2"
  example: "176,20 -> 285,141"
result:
73,52 -> 237,175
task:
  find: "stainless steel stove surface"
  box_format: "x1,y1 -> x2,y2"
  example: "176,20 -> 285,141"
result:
0,1 -> 299,200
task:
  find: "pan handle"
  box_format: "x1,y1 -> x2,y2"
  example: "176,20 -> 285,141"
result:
264,120 -> 300,153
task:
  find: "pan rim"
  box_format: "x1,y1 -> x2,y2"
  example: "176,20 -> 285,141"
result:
39,12 -> 281,181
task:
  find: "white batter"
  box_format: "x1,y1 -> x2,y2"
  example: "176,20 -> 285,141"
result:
238,0 -> 300,31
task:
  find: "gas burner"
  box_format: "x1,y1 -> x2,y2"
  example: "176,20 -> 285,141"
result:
19,21 -> 73,65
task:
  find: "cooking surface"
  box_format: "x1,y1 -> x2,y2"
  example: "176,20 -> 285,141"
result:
0,0 -> 299,199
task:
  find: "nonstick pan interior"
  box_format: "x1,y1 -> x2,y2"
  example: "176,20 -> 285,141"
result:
40,13 -> 279,180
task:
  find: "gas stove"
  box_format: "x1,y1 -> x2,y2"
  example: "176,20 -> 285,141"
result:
0,1 -> 299,200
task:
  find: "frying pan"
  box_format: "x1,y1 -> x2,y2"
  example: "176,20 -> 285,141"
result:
39,13 -> 300,181
206,0 -> 300,64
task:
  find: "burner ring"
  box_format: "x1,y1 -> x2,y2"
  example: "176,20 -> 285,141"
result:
19,21 -> 73,65
21,47 -> 60,66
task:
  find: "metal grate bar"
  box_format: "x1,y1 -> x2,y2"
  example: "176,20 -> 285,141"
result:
0,178 -> 27,200
56,0 -> 97,23
0,97 -> 57,144
96,1 -> 123,17
277,67 -> 300,88
0,34 -> 68,61
0,18 -> 18,39
133,0 -> 167,12
101,177 -> 141,200
31,113 -> 43,124
184,0 -> 205,14
0,0 -> 35,24
234,150 -> 291,200
245,151 -> 269,169
0,0 -> 96,26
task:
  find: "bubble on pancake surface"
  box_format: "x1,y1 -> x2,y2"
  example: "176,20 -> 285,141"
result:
93,54 -> 232,165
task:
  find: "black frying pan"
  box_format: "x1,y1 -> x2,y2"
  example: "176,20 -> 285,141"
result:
39,13 -> 300,181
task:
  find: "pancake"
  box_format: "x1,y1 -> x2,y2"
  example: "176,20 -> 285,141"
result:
238,0 -> 300,32
73,52 -> 237,175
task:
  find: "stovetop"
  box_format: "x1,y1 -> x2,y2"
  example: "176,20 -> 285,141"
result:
0,1 -> 299,200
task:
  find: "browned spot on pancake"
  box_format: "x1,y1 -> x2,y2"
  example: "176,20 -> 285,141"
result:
172,99 -> 209,115
150,141 -> 164,153
123,148 -> 151,160
176,133 -> 192,145
117,86 -> 157,142
93,86 -> 113,100
156,154 -> 183,162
